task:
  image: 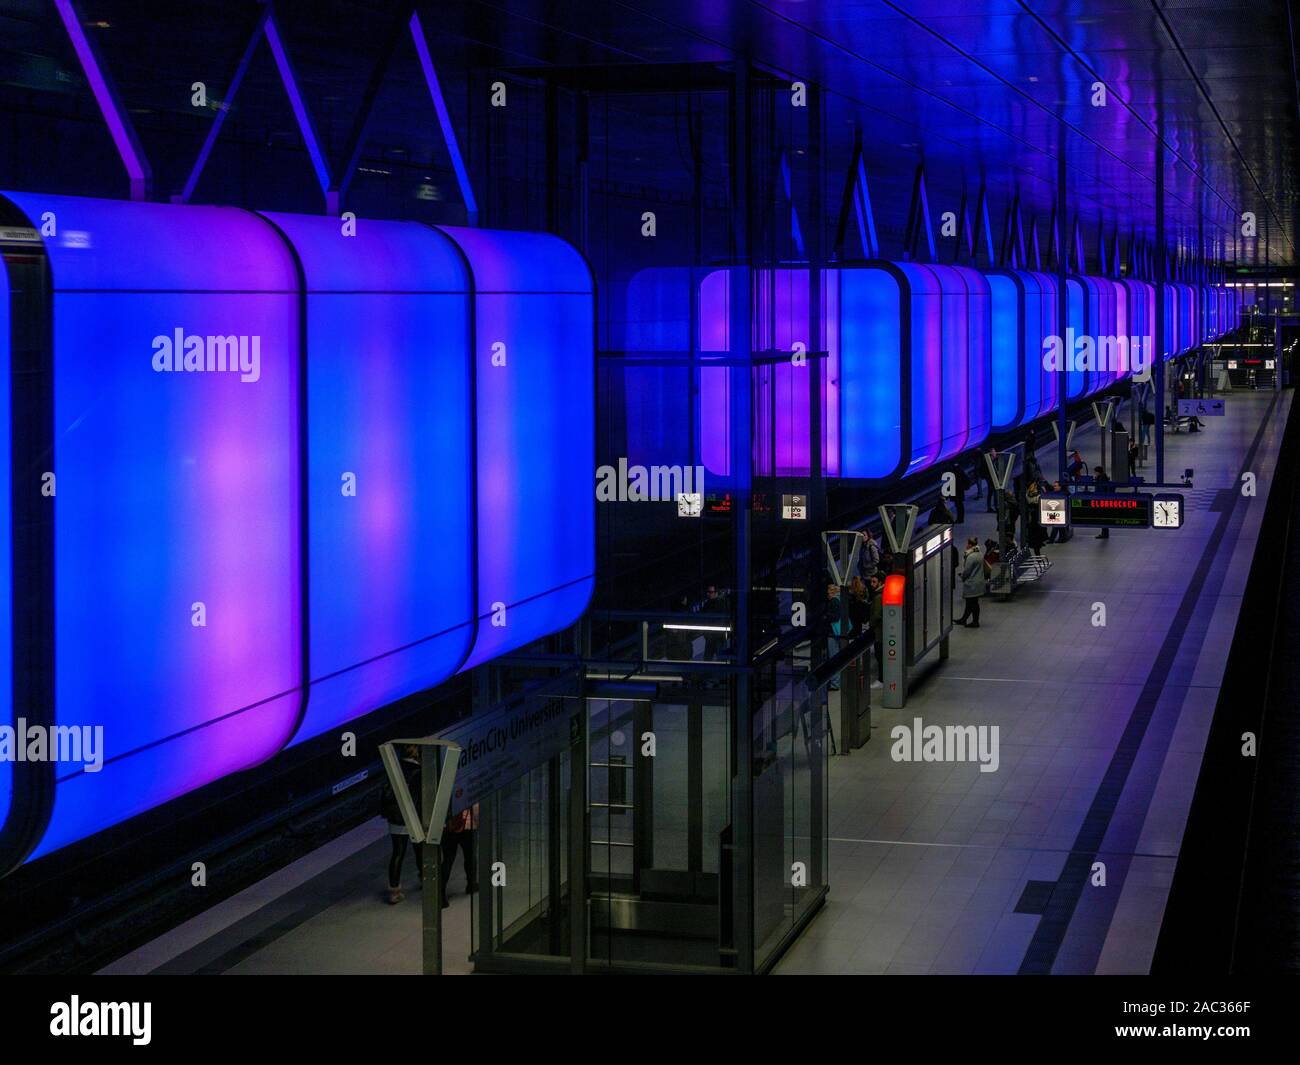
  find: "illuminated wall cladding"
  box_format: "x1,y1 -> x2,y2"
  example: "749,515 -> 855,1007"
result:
0,192 -> 596,863
631,265 -> 1224,489
258,213 -> 476,746
693,264 -> 990,481
988,270 -> 1060,430
837,266 -> 902,478
0,192 -> 304,859
694,267 -> 835,481
438,226 -> 596,671
1028,272 -> 1060,420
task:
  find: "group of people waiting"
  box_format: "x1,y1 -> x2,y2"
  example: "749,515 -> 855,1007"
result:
910,430 -> 1126,630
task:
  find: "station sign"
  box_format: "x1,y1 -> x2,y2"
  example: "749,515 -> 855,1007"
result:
1038,494 -> 1068,527
1177,398 -> 1225,417
781,493 -> 808,520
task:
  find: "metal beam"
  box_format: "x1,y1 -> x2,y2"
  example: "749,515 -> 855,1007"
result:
263,6 -> 332,201
411,11 -> 480,225
53,0 -> 151,199
331,5 -> 413,211
176,7 -> 268,204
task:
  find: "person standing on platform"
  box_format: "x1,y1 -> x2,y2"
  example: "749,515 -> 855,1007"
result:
826,583 -> 842,691
983,450 -> 999,511
1025,482 -> 1047,555
858,529 -> 881,582
1127,439 -> 1139,478
957,537 -> 986,628
929,496 -> 954,528
1093,466 -> 1112,540
953,462 -> 971,523
1001,488 -> 1020,543
868,575 -> 884,685
1023,429 -> 1037,460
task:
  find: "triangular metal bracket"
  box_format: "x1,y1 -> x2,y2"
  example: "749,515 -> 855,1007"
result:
1091,399 -> 1116,430
877,504 -> 918,554
983,450 -> 1015,491
1048,420 -> 1078,449
821,531 -> 863,586
379,738 -> 462,845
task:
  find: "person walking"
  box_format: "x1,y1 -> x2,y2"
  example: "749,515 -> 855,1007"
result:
382,745 -> 423,904
957,537 -> 986,628
439,805 -> 479,907
1067,449 -> 1085,482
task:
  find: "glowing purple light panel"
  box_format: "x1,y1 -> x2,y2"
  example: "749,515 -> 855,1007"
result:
0,192 -> 303,859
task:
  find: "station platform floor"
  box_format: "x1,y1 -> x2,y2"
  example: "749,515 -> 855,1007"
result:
99,388 -> 1289,976
778,388 -> 1290,974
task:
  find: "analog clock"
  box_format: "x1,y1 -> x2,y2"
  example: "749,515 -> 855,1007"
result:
1153,496 -> 1183,528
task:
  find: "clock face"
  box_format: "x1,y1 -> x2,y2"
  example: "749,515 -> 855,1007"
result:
677,492 -> 702,518
1153,499 -> 1181,528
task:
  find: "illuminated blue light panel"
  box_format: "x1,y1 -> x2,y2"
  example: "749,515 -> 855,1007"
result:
838,267 -> 902,478
987,272 -> 1020,430
1066,278 -> 1086,400
436,226 -> 595,670
0,192 -> 304,859
260,213 -> 475,746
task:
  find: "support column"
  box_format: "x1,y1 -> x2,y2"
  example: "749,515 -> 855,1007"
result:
1155,135 -> 1166,484
1057,124 -> 1068,487
728,61 -> 755,975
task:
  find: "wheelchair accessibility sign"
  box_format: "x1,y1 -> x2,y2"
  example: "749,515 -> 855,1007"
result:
1178,398 -> 1225,417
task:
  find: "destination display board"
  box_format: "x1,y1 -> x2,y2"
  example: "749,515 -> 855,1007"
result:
1068,492 -> 1153,529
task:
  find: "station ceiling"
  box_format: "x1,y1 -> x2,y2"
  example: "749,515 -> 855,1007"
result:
1,0 -> 1294,266
453,0 -> 1300,266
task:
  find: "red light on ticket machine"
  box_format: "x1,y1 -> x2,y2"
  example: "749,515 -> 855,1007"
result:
883,574 -> 906,606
